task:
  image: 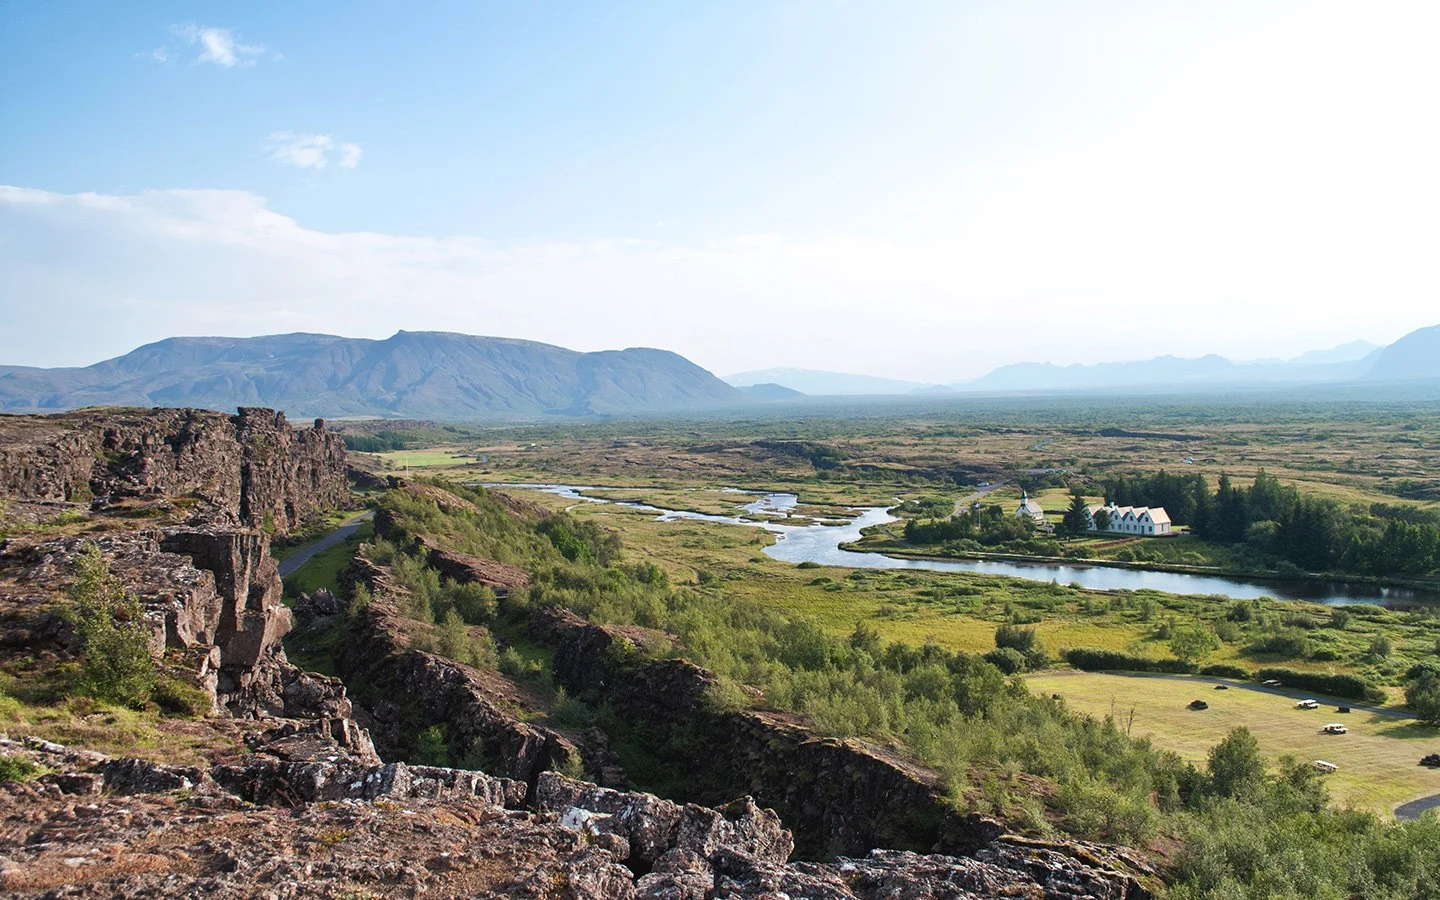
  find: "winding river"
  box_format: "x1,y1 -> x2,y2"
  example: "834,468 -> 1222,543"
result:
487,484 -> 1440,608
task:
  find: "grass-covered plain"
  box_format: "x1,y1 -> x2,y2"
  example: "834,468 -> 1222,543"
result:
1026,671 -> 1440,813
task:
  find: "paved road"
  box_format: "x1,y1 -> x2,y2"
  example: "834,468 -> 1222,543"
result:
1039,669 -> 1440,819
277,510 -> 374,578
953,480 -> 1008,516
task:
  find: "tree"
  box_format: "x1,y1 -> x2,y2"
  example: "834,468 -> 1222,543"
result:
65,544 -> 157,709
1405,671 -> 1440,724
1061,493 -> 1091,537
1093,508 -> 1113,532
1208,727 -> 1266,801
1170,625 -> 1220,664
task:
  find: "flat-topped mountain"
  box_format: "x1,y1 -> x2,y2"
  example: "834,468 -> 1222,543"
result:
0,331 -> 746,419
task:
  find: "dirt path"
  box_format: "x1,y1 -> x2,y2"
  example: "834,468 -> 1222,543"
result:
953,480 -> 1007,516
277,510 -> 374,578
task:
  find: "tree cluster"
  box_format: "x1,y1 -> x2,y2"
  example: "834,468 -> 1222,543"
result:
1105,470 -> 1440,577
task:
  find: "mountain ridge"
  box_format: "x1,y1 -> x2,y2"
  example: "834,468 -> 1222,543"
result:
0,331 -> 746,419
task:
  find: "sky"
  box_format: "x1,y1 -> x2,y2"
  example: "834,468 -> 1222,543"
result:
2,1 -> 1438,381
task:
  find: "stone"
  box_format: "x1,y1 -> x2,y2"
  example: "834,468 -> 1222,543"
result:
676,797 -> 793,865
536,772 -> 683,866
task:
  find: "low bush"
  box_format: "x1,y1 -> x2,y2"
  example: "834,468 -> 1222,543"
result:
1199,663 -> 1251,679
1252,667 -> 1385,703
1064,648 -> 1196,674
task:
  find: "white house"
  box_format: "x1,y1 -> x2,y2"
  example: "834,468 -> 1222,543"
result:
1083,502 -> 1173,536
1015,490 -> 1046,526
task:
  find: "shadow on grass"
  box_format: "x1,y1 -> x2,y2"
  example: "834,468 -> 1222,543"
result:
1372,719 -> 1440,740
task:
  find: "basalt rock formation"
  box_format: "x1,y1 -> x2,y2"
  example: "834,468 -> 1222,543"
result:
528,607 -> 1011,860
0,732 -> 1150,899
333,574 -> 582,794
0,406 -> 346,534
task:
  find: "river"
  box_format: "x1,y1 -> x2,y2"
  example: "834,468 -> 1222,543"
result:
486,484 -> 1440,607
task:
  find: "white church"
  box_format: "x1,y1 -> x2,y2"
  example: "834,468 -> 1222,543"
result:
1083,502 -> 1173,536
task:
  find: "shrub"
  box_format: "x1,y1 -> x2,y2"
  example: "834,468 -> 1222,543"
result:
1063,648 -> 1196,674
1245,627 -> 1310,660
152,675 -> 213,717
413,724 -> 453,767
1199,663 -> 1250,679
1208,727 -> 1265,801
0,756 -> 45,783
1367,633 -> 1393,658
995,623 -> 1041,655
1405,671 -> 1440,724
1169,625 -> 1219,663
65,544 -> 157,709
984,647 -> 1027,675
1252,667 -> 1385,703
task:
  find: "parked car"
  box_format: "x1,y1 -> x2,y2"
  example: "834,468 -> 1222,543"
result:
1188,699 -> 1209,710
1214,684 -> 1229,690
1322,724 -> 1347,734
1314,760 -> 1338,773
1262,679 -> 1283,687
1297,699 -> 1318,709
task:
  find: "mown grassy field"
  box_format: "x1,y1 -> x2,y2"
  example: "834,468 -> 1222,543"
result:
1025,670 -> 1440,815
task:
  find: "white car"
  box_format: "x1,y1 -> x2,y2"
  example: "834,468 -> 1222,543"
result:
1322,724 -> 1347,734
1297,699 -> 1319,709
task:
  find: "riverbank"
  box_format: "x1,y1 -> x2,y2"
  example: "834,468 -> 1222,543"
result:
844,539 -> 1440,600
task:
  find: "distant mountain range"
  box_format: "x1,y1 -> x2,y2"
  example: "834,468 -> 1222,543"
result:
4,326 -> 1439,420
726,329 -> 1440,396
724,367 -> 942,395
0,332 -> 744,418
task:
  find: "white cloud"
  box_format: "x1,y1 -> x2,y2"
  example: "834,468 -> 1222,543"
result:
0,184 -> 1435,377
337,143 -> 363,169
166,24 -> 266,68
265,133 -> 362,171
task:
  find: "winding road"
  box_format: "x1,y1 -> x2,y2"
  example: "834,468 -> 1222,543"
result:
277,510 -> 374,578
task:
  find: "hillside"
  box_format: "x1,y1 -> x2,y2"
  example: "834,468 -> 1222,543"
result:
1365,325 -> 1440,381
724,367 -> 942,395
0,331 -> 746,419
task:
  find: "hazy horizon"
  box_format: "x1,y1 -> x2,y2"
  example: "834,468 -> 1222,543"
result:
3,1 -> 1438,380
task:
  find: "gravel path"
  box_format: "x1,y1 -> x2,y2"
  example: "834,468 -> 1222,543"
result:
277,510 -> 373,578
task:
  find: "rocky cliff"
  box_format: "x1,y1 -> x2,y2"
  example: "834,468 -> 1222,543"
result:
529,607 -> 1014,860
334,550 -> 581,793
0,406 -> 346,534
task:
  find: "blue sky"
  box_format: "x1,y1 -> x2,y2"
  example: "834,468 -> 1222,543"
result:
2,1 -> 1438,378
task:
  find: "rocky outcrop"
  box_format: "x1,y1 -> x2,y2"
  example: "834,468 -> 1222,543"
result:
418,535 -> 532,597
528,607 -> 1001,859
0,522 -> 377,772
0,407 -> 346,533
3,733 -> 1148,898
337,553 -> 580,792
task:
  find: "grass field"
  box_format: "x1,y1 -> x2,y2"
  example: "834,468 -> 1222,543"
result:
1026,670 -> 1440,814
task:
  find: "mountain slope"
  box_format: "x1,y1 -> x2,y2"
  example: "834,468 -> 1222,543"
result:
1364,326 -> 1440,381
741,382 -> 806,400
0,332 -> 746,419
724,367 -> 940,395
